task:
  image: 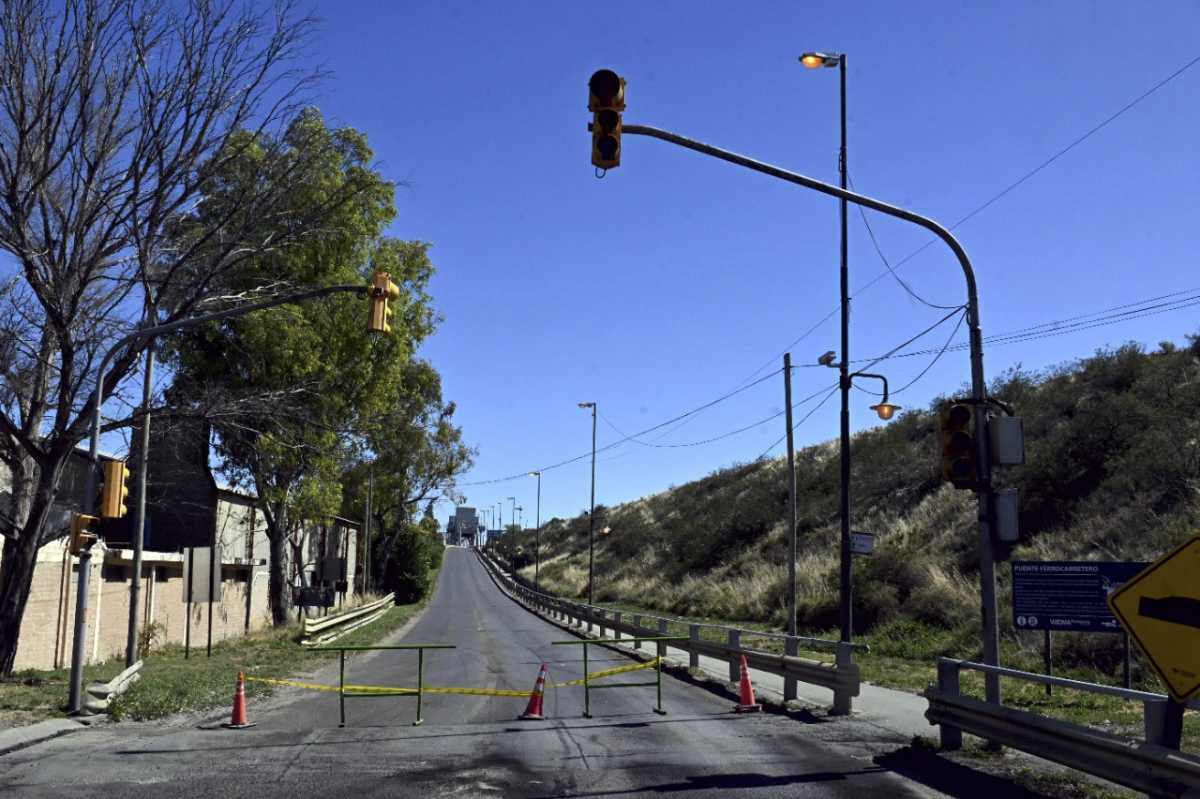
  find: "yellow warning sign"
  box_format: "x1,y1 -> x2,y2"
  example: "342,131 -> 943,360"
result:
1106,535 -> 1200,702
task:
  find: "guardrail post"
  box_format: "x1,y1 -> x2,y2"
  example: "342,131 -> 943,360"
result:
831,641 -> 853,716
1144,698 -> 1184,750
596,608 -> 605,637
612,611 -> 621,641
633,616 -> 642,649
586,605 -> 593,633
783,637 -> 798,702
688,624 -> 700,670
935,659 -> 963,750
657,620 -> 669,658
727,630 -> 741,682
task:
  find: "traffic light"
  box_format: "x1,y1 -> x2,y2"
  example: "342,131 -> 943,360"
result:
368,270 -> 400,333
939,403 -> 977,489
69,514 -> 99,555
99,459 -> 130,519
588,69 -> 625,169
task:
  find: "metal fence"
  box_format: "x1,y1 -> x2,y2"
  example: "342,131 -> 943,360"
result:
927,658 -> 1200,799
477,549 -> 863,714
301,593 -> 395,647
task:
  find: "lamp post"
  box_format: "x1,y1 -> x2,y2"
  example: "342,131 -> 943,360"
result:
800,50 -> 856,644
578,402 -> 597,629
529,471 -> 542,591
506,496 -> 517,574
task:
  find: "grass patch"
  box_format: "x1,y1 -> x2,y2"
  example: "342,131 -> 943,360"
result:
0,660 -> 128,727
2,563 -> 441,726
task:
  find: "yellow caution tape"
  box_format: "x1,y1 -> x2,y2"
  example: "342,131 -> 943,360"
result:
243,658 -> 661,698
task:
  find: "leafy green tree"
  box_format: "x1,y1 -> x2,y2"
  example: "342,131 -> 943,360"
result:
341,359 -> 473,589
383,508 -> 443,603
165,111 -> 436,625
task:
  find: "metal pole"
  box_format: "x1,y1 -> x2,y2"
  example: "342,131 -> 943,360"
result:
535,473 -> 541,591
415,647 -> 424,726
836,54 -> 854,645
583,642 -> 591,718
207,531 -> 216,657
74,283 -> 371,702
338,648 -> 346,727
589,404 -> 597,613
125,348 -> 154,667
1044,629 -> 1053,696
619,121 -> 997,700
784,355 -> 798,640
1123,632 -> 1132,689
66,548 -> 92,714
185,549 -> 193,659
364,466 -> 373,595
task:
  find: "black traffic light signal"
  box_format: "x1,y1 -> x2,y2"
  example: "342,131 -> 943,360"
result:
589,69 -> 625,169
939,402 -> 977,489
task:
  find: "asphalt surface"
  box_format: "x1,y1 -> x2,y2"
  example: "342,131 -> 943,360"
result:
0,548 -> 952,798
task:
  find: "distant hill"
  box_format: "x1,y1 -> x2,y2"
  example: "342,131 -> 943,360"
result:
519,334 -> 1200,670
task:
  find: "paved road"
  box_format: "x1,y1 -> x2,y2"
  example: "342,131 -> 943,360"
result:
0,548 -> 950,798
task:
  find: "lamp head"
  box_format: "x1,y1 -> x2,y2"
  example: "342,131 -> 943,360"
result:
800,52 -> 841,69
870,402 -> 900,421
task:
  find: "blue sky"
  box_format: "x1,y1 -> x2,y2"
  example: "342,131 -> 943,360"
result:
302,1 -> 1200,527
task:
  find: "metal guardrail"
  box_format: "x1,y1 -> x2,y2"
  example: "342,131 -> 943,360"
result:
301,593 -> 395,646
312,643 -> 457,727
477,549 -> 861,714
926,658 -> 1200,799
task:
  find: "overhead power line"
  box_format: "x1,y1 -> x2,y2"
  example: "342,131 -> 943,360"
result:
735,51 -> 1200,390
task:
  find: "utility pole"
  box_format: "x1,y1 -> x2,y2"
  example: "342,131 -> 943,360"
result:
530,471 -> 542,591
578,402 -> 597,630
784,355 -> 798,642
363,465 -> 373,595
125,349 -> 154,667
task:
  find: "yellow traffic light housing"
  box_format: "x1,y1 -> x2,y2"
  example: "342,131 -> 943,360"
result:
589,69 -> 625,169
69,514 -> 99,555
99,459 -> 130,519
939,403 -> 977,489
368,270 -> 400,333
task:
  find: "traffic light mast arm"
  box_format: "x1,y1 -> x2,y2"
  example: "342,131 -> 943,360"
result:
619,122 -> 987,434
618,119 -> 1003,703
82,283 -> 370,513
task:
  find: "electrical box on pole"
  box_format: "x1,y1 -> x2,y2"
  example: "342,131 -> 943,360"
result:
588,69 -> 625,169
988,415 -> 1025,466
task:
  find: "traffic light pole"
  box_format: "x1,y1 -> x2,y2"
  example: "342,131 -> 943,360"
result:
125,347 -> 154,668
70,283 -> 370,714
619,122 -> 1001,705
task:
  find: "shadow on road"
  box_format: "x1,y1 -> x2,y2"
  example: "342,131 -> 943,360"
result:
874,743 -> 1061,799
118,714 -> 755,756
529,769 -> 886,796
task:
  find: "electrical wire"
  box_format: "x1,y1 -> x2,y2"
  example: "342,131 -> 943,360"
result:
598,382 -> 838,449
740,52 -> 1200,389
754,386 -> 840,460
853,308 -> 968,397
848,174 -> 960,311
458,366 -> 783,486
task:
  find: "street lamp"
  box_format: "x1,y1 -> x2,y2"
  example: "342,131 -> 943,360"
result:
578,401 -> 597,630
529,471 -> 542,591
506,496 -> 517,574
800,49 -> 856,645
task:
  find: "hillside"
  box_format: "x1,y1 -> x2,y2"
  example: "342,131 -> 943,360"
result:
516,335 -> 1200,677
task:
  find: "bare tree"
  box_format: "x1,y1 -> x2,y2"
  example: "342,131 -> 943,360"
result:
0,0 -> 367,673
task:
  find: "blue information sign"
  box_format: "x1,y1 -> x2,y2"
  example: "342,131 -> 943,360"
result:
1012,561 -> 1149,633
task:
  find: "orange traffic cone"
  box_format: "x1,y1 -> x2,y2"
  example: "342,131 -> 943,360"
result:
519,664 -> 549,720
222,671 -> 257,729
733,655 -> 761,713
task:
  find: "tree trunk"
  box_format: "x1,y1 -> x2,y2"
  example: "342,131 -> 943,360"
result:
0,456 -> 64,675
266,503 -> 290,627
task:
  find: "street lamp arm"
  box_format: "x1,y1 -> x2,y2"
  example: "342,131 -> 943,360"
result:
848,371 -> 888,396
83,283 -> 371,499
